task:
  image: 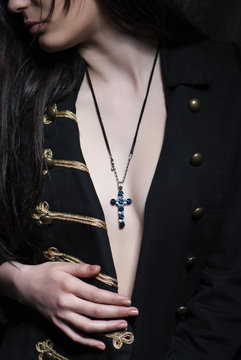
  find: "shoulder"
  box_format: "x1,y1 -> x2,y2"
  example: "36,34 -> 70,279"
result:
195,39 -> 241,83
161,39 -> 241,91
200,39 -> 241,66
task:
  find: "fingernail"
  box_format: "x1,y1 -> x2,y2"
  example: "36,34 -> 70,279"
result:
89,265 -> 100,272
118,321 -> 128,328
96,343 -> 105,350
128,308 -> 139,316
121,299 -> 131,306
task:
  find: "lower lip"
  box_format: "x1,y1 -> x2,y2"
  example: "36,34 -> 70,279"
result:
29,22 -> 46,35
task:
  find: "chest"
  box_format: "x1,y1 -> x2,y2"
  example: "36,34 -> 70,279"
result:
76,76 -> 167,296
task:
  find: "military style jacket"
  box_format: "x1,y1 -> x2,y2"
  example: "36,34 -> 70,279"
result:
1,40 -> 241,360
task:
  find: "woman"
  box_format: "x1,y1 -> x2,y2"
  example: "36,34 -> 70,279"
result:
0,0 -> 241,359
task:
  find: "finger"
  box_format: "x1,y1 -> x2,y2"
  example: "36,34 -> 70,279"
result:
59,294 -> 138,319
53,317 -> 106,350
64,277 -> 131,306
60,262 -> 101,279
58,312 -> 128,334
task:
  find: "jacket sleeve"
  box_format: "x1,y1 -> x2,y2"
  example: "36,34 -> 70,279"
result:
0,259 -> 10,327
166,116 -> 241,359
0,297 -> 9,327
0,241 -> 27,327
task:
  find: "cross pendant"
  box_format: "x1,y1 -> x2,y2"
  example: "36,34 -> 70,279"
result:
110,188 -> 132,229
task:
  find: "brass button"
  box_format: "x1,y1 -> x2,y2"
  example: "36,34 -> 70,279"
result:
186,255 -> 197,267
43,149 -> 54,171
40,215 -> 53,227
188,98 -> 200,112
45,104 -> 57,120
192,207 -> 204,219
176,306 -> 189,316
46,157 -> 55,169
190,153 -> 203,166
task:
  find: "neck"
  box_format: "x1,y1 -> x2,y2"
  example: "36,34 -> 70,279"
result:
78,25 -> 158,87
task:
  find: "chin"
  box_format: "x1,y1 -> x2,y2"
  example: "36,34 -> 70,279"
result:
38,33 -> 75,53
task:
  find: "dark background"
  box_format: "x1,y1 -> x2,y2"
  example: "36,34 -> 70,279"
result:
175,0 -> 241,46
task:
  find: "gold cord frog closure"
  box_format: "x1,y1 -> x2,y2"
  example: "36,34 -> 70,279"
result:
36,339 -> 69,360
105,329 -> 134,349
43,148 -> 89,175
43,104 -> 77,125
32,201 -> 107,230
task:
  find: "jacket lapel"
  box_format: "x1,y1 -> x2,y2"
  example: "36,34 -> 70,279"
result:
130,41 -> 213,358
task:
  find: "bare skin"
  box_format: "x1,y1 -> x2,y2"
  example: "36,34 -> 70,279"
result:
2,0 -> 166,351
76,42 -> 167,296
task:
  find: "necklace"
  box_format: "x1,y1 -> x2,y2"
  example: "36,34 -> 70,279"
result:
86,45 -> 160,229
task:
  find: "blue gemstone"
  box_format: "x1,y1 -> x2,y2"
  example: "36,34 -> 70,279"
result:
110,199 -> 116,205
127,198 -> 132,204
119,221 -> 125,228
119,199 -> 124,204
119,206 -> 124,212
119,214 -> 124,220
118,191 -> 124,196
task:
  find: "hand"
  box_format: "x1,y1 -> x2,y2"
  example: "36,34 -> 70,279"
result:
14,262 -> 138,350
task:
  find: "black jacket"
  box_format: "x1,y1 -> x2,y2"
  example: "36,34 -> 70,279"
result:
1,40 -> 241,360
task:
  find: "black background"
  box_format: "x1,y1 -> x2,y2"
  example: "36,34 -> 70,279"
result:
176,0 -> 241,46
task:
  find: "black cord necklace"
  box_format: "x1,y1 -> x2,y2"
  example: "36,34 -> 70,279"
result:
86,45 -> 160,229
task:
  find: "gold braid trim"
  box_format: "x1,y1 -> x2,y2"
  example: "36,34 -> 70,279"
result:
36,339 -> 69,360
56,110 -> 77,123
50,160 -> 88,172
105,329 -> 134,349
43,149 -> 89,175
43,247 -> 118,289
43,104 -> 77,125
32,201 -> 107,231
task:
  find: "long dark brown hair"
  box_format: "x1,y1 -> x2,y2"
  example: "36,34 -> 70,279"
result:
0,0 -> 207,260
